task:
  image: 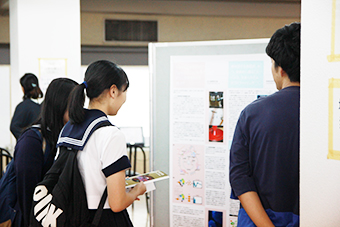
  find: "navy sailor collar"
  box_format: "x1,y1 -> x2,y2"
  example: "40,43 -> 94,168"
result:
56,109 -> 112,150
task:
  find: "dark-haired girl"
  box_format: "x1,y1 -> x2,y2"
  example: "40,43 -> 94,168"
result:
57,60 -> 146,226
10,73 -> 44,140
13,78 -> 78,227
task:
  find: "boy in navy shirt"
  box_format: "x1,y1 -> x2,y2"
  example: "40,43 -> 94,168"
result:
229,22 -> 301,227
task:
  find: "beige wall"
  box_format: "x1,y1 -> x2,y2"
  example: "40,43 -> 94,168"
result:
0,12 -> 300,45
81,13 -> 158,46
158,15 -> 300,42
81,12 -> 300,46
0,15 -> 9,43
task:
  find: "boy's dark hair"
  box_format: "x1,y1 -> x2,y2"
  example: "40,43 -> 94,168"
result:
266,22 -> 301,82
68,60 -> 129,124
20,73 -> 43,99
39,78 -> 78,151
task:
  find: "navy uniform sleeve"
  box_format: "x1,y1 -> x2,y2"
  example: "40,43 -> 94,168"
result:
14,130 -> 43,227
102,156 -> 131,177
10,102 -> 26,140
229,111 -> 257,198
10,101 -> 40,140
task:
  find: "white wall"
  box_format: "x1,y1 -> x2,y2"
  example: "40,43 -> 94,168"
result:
300,0 -> 340,225
0,66 -> 13,151
5,0 -> 81,152
10,0 -> 82,116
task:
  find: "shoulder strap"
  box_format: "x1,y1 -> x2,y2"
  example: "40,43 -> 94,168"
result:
30,125 -> 48,162
96,120 -> 112,129
91,188 -> 108,226
90,121 -> 111,226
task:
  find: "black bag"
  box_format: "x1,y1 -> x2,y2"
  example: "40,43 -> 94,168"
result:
0,161 -> 17,227
30,147 -> 107,227
30,122 -> 111,227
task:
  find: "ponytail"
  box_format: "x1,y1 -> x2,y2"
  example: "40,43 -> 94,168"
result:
30,86 -> 43,99
68,83 -> 86,124
20,73 -> 43,100
69,60 -> 129,124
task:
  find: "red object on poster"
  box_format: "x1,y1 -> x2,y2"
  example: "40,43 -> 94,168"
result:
209,125 -> 223,142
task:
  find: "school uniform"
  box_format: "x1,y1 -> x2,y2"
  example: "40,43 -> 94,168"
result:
57,109 -> 133,226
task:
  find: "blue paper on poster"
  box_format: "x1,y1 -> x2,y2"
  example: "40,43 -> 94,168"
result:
229,61 -> 264,88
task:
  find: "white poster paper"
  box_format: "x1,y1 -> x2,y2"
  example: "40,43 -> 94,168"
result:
39,58 -> 67,94
169,54 -> 276,227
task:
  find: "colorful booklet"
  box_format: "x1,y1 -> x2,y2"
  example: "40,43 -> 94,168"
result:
125,170 -> 169,190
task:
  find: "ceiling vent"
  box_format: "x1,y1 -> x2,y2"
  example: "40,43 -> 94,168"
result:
105,19 -> 158,43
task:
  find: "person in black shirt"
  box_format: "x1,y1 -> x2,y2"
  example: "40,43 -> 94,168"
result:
10,73 -> 43,140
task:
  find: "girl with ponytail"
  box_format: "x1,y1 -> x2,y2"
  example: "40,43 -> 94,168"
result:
10,73 -> 44,140
57,60 -> 146,226
13,78 -> 78,227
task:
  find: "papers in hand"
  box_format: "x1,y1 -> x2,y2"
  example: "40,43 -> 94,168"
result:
125,170 -> 169,192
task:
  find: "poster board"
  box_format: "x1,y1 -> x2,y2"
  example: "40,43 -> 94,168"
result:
149,39 -> 276,227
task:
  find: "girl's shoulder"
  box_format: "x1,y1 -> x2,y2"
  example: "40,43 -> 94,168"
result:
14,127 -> 43,157
94,125 -> 124,139
19,127 -> 42,140
92,125 -> 127,148
19,98 -> 40,108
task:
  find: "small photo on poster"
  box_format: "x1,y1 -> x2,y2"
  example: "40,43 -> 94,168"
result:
209,92 -> 224,142
209,92 -> 223,108
208,210 -> 223,227
209,125 -> 224,143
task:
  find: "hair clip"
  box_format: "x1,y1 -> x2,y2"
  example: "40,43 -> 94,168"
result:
82,81 -> 88,89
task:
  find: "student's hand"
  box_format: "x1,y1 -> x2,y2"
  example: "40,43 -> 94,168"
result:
132,182 -> 146,197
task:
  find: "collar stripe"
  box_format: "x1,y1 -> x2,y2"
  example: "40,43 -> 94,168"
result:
57,116 -> 108,146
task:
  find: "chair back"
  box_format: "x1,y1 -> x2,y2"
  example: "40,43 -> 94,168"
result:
1,148 -> 13,179
119,127 -> 145,147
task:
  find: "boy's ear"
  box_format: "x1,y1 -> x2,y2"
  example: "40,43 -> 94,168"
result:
279,66 -> 288,78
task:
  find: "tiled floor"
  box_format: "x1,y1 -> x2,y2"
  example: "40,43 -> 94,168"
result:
127,192 -> 150,227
